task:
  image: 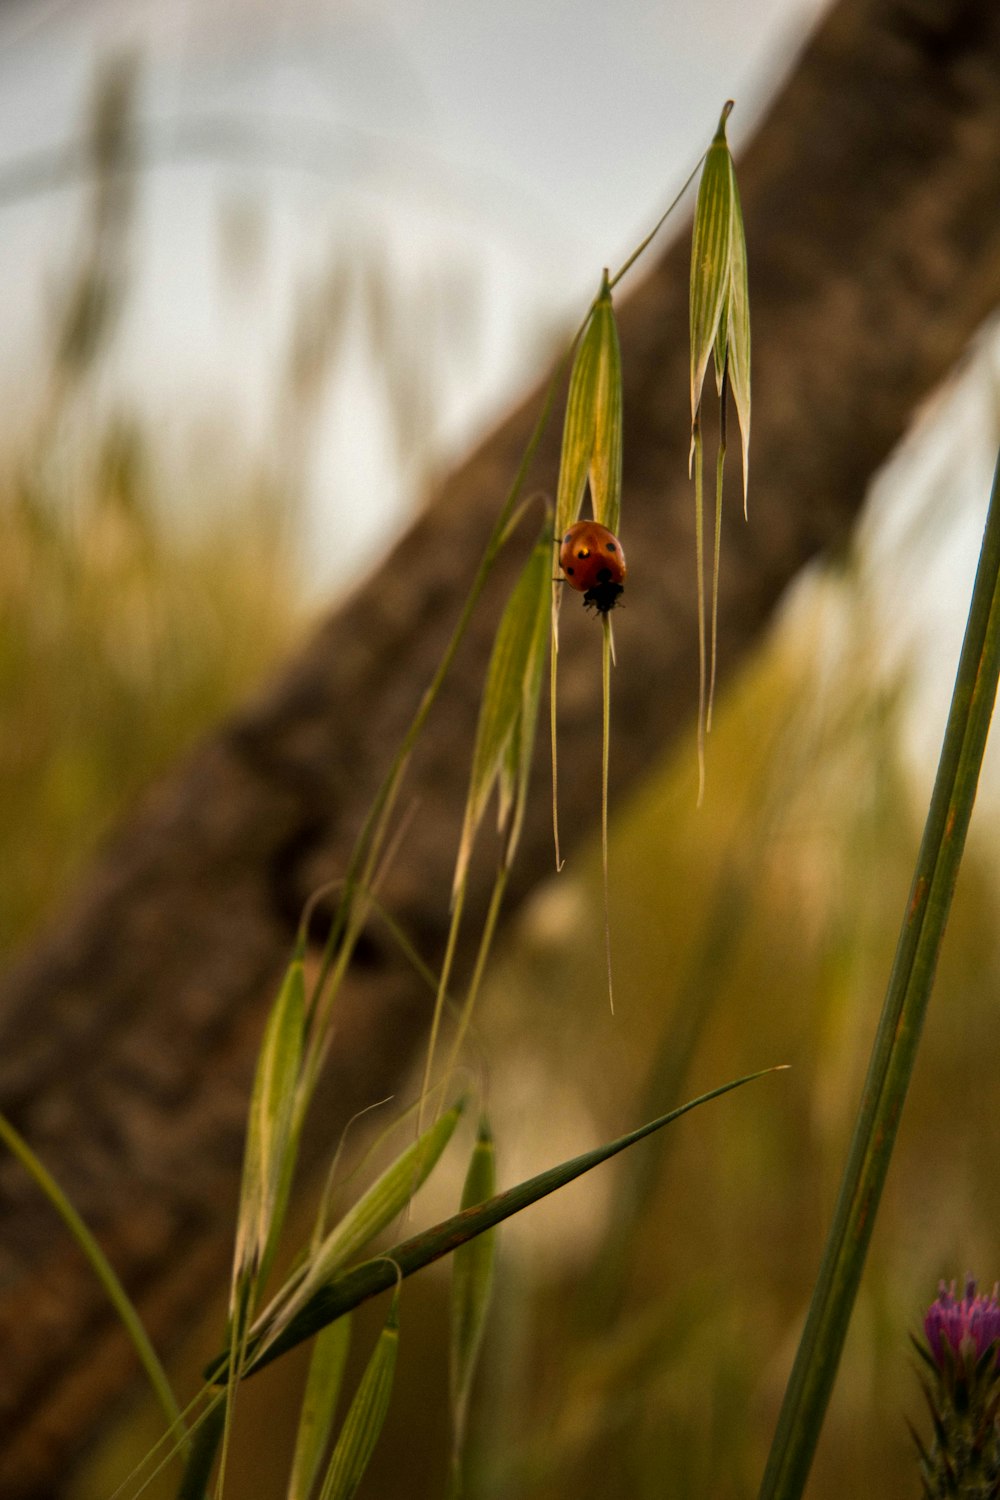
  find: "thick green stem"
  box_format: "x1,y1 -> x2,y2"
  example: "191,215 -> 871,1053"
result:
758,449 -> 1000,1500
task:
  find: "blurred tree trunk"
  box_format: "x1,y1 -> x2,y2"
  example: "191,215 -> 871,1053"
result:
2,0 -> 1000,1492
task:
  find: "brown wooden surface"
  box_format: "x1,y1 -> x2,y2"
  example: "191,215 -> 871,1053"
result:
2,0 -> 1000,1491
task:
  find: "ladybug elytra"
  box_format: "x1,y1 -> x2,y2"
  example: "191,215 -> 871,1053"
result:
558,521 -> 626,614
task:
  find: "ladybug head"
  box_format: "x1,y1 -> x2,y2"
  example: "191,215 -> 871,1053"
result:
582,578 -> 625,614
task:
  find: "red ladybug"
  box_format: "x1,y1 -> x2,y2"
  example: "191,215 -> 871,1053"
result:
558,521 -> 626,613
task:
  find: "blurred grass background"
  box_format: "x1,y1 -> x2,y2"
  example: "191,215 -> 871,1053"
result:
3,34 -> 1000,1500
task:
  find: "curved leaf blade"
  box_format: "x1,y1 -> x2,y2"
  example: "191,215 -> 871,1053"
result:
217,1065 -> 783,1379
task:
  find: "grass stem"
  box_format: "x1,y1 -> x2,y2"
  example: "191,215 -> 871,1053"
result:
757,448 -> 1000,1500
0,1110 -> 186,1457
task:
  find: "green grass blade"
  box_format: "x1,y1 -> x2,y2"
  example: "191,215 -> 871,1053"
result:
287,1315 -> 353,1500
0,1109 -> 186,1453
757,449 -> 1000,1500
449,1119 -> 497,1497
317,1292 -> 399,1500
221,1065 -> 784,1377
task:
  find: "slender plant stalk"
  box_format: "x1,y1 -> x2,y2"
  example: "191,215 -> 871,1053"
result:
442,867 -> 509,1089
550,592 -> 565,871
177,1400 -> 225,1500
418,879 -> 467,1132
608,155 -> 704,292
601,614 -> 614,1013
758,448 -> 1000,1500
0,1111 -> 186,1454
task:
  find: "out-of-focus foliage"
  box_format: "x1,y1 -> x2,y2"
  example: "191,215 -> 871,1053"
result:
0,420 -> 300,954
0,46 -> 472,961
0,52 -> 306,957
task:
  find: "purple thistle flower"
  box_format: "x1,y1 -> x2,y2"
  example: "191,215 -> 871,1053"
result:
924,1278 -> 1000,1371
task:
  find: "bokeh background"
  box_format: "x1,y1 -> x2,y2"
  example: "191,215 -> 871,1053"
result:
2,1 -> 1000,1496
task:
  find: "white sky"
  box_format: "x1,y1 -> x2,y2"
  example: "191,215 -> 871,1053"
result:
0,0 -> 826,574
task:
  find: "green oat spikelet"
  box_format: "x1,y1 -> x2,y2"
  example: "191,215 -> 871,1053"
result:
554,272 -> 622,543
317,1289 -> 400,1500
231,953 -> 306,1306
287,1315 -> 353,1500
690,104 -> 748,456
219,952 -> 307,1496
688,100 -> 751,799
258,1101 -> 464,1354
551,273 -> 624,864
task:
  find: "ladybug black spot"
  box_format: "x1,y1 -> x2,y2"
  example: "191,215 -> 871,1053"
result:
606,541 -> 617,551
596,566 -> 612,584
565,566 -> 575,575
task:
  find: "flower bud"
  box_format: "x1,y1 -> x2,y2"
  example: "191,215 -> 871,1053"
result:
912,1278 -> 1000,1498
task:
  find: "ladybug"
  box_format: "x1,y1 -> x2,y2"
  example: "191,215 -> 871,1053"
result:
558,521 -> 626,614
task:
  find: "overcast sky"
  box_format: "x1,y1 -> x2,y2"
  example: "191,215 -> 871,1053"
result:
0,0 -> 828,570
